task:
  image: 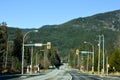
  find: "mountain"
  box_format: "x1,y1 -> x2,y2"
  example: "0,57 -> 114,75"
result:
61,10 -> 120,31
8,10 -> 120,57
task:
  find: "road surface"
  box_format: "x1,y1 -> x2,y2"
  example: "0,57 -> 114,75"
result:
69,69 -> 120,80
0,63 -> 72,80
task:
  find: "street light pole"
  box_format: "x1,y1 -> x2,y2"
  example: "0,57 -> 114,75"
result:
84,41 -> 94,73
21,30 -> 38,75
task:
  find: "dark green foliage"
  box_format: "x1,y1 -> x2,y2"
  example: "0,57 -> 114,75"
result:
69,50 -> 77,67
24,47 -> 31,65
47,48 -> 61,68
0,22 -> 8,69
109,49 -> 120,72
13,29 -> 23,62
11,29 -> 23,71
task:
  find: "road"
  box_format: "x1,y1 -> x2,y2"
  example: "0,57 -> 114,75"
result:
0,64 -> 72,80
0,74 -> 21,80
23,64 -> 72,80
0,74 -> 44,80
1,65 -> 120,80
22,69 -> 71,80
69,69 -> 120,80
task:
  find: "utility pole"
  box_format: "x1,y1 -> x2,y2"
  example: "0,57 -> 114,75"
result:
97,34 -> 105,75
87,52 -> 89,72
30,46 -> 33,74
44,50 -> 45,70
102,35 -> 105,75
76,49 -> 80,69
98,35 -> 101,74
106,55 -> 109,76
92,45 -> 94,74
5,39 -> 8,68
36,52 -> 38,65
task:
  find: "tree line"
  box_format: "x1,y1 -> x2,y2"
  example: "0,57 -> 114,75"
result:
0,22 -> 61,74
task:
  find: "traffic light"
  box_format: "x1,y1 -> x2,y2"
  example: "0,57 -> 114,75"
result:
47,42 -> 51,49
76,49 -> 79,55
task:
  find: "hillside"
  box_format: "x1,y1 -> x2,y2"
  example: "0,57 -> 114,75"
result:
8,10 -> 120,57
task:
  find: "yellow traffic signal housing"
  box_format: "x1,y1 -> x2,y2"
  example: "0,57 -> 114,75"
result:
76,49 -> 79,55
47,42 -> 51,49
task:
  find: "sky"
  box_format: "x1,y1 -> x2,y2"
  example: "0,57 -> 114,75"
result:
0,0 -> 120,29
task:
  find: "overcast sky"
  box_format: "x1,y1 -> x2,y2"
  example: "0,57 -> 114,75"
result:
0,0 -> 120,29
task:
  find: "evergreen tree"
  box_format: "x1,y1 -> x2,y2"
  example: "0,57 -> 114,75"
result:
0,22 -> 8,69
48,48 -> 61,68
13,29 -> 23,61
109,49 -> 120,72
13,29 -> 23,70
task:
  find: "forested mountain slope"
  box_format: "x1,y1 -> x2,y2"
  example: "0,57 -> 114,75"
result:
8,10 -> 120,56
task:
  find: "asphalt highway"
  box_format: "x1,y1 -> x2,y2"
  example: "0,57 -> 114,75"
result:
1,67 -> 120,80
69,69 -> 120,80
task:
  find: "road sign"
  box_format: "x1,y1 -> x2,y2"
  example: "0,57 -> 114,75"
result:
34,43 -> 43,46
81,51 -> 88,54
24,43 -> 43,47
81,51 -> 93,54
